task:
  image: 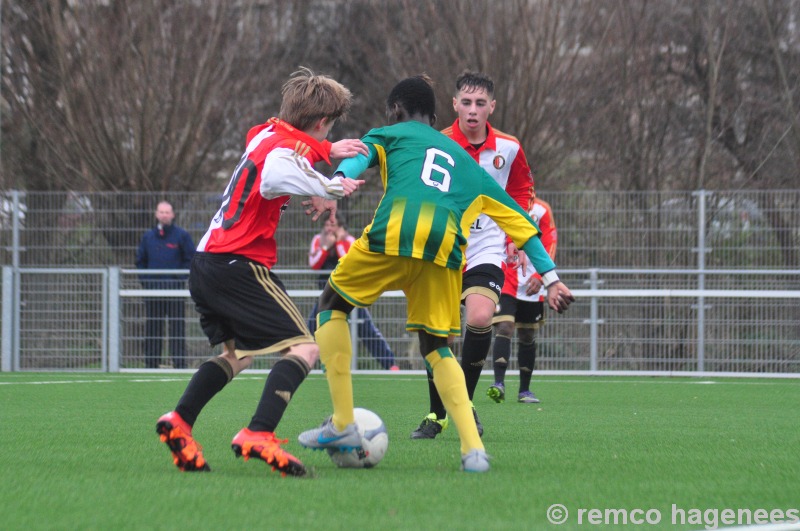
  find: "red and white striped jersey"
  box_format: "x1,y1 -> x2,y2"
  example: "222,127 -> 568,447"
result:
441,119 -> 534,270
197,118 -> 346,268
502,198 -> 557,301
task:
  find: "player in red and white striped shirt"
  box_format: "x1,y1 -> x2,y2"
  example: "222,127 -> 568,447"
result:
488,197 -> 557,404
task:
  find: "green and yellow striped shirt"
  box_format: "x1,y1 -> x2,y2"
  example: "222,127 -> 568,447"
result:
338,121 -> 550,271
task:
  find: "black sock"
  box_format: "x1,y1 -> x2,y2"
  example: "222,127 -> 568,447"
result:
426,368 -> 447,419
460,324 -> 492,400
175,358 -> 233,426
248,356 -> 310,433
518,340 -> 536,393
492,334 -> 511,384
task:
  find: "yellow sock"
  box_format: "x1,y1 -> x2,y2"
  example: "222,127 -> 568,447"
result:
425,347 -> 484,454
316,309 -> 354,430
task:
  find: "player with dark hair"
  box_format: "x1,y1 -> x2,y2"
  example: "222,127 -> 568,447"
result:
489,196 -> 557,404
297,74 -> 574,472
411,70 -> 535,439
154,67 -> 366,477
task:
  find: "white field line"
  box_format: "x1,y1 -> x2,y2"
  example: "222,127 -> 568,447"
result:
0,374 -> 798,386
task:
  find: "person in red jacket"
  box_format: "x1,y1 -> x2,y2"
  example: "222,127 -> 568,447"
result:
155,67 -> 366,477
307,213 -> 399,370
488,196 -> 557,404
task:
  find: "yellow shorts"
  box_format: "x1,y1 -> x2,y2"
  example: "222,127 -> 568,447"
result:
328,240 -> 462,337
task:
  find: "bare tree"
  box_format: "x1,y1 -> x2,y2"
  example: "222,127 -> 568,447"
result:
566,1 -> 697,191
2,0 -> 797,199
696,2 -> 731,190
309,0 -> 588,192
676,0 -> 799,266
2,0 -> 300,192
679,0 -> 799,190
1,0 -> 309,264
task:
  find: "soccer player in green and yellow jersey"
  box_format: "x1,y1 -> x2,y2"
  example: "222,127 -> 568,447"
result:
298,75 -> 574,472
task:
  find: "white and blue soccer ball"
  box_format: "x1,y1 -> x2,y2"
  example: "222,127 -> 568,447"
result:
328,407 -> 389,469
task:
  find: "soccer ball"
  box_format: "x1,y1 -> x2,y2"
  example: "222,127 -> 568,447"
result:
327,407 -> 389,469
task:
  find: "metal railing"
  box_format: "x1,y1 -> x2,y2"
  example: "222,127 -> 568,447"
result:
2,266 -> 798,375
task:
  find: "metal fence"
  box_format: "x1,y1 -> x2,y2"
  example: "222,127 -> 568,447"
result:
2,266 -> 798,375
2,189 -> 799,270
1,189 -> 799,374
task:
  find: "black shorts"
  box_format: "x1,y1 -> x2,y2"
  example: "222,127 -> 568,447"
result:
188,253 -> 314,356
461,263 -> 504,304
492,293 -> 545,329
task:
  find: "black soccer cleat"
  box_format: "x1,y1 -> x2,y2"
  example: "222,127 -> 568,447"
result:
410,413 -> 449,439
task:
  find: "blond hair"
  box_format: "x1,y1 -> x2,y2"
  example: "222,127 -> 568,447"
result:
279,67 -> 353,131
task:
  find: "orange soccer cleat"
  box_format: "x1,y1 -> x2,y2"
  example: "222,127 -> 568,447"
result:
155,411 -> 210,472
231,428 -> 307,477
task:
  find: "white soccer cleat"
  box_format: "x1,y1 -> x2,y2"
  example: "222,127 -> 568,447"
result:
461,449 -> 490,473
297,417 -> 363,452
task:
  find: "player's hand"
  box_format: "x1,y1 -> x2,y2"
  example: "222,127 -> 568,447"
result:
505,242 -> 528,275
546,281 -> 575,314
525,275 -> 543,296
330,139 -> 368,159
518,252 -> 528,275
303,197 -> 337,222
340,178 -> 365,196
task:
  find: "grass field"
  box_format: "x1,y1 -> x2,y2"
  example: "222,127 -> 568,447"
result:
1,372 -> 798,530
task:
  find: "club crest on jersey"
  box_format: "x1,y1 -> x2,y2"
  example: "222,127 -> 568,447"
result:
492,155 -> 506,169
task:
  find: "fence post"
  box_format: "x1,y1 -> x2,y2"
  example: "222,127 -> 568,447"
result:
1,266 -> 12,372
587,268 -> 602,372
10,191 -> 22,371
12,266 -> 20,371
11,190 -> 20,269
108,267 -> 120,372
694,190 -> 707,372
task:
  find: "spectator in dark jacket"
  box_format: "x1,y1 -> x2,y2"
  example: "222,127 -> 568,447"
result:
136,201 -> 195,369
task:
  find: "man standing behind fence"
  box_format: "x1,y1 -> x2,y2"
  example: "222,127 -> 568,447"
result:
136,200 -> 195,369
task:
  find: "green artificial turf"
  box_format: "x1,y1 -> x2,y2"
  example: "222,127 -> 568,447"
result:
1,373 -> 797,530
